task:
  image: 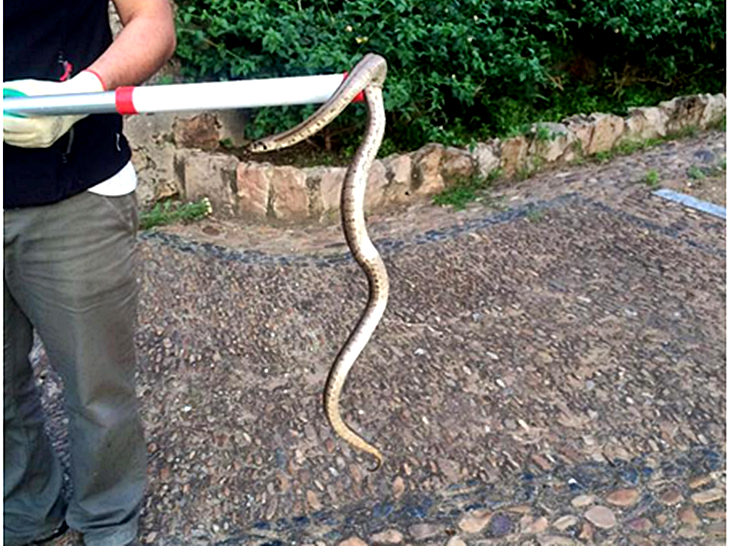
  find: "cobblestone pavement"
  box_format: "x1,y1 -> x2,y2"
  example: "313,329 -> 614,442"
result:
36,132 -> 726,545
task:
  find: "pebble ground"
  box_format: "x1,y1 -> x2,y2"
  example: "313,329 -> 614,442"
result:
35,131 -> 726,545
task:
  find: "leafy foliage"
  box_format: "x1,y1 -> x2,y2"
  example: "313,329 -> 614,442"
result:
174,0 -> 725,152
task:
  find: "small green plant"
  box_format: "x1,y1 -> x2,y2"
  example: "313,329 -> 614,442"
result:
140,197 -> 212,230
687,165 -> 706,180
155,74 -> 175,85
645,169 -> 660,187
534,125 -> 552,142
575,136 -> 666,167
432,174 -> 491,210
219,137 -> 235,149
526,209 -> 546,223
516,166 -> 531,181
674,125 -> 699,139
593,151 -> 613,163
614,139 -> 655,155
487,168 -> 504,182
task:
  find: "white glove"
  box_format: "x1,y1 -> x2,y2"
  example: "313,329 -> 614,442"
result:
3,71 -> 105,148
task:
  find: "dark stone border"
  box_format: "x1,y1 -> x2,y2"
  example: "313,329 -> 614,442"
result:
140,193 -> 726,267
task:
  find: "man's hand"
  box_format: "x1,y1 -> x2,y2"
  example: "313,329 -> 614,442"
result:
3,71 -> 104,148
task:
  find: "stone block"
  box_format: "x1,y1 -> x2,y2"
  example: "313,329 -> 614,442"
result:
564,113 -> 624,155
528,122 -> 577,163
236,162 -> 272,218
659,94 -> 722,133
589,114 -> 624,154
365,160 -> 387,213
622,107 -> 668,142
382,154 -> 413,203
412,143 -> 445,195
473,141 -> 500,179
307,166 -> 346,213
563,114 -> 593,156
699,93 -> 726,129
131,141 -> 179,207
173,113 -> 220,151
270,166 -> 309,221
176,150 -> 238,216
500,135 -> 529,176
441,146 -> 475,181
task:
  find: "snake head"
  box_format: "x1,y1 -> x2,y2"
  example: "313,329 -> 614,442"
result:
249,139 -> 270,153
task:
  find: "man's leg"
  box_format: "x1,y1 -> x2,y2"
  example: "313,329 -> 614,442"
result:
3,281 -> 67,545
4,191 -> 147,546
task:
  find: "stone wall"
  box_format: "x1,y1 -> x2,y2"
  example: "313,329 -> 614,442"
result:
124,93 -> 725,224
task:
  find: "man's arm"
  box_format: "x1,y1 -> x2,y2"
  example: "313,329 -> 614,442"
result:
3,0 -> 176,148
88,0 -> 177,89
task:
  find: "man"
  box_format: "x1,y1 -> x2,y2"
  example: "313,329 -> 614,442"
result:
4,1 -> 176,544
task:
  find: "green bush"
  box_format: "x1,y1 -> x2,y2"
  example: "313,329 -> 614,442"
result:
174,0 -> 725,153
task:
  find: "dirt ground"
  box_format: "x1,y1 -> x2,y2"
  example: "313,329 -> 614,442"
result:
36,131 -> 725,545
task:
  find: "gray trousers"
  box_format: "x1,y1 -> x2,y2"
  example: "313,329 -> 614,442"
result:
4,190 -> 146,546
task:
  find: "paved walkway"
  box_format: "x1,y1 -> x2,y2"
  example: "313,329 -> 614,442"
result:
38,131 -> 725,545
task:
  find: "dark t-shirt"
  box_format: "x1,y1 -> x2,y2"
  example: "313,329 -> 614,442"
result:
4,0 -> 131,209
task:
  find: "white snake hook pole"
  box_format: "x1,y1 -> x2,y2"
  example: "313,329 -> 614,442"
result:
3,72 -> 363,117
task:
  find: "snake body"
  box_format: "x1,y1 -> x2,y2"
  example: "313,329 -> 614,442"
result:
250,54 -> 388,470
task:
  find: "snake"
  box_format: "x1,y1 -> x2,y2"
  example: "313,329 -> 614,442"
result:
249,54 -> 389,470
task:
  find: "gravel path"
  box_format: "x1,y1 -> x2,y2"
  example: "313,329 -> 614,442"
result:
35,132 -> 725,545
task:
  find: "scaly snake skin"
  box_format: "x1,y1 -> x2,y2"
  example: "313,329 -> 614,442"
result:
250,54 -> 389,470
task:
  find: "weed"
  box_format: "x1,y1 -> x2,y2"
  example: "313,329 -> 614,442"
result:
377,138 -> 399,158
487,168 -> 504,182
687,165 -> 706,180
432,174 -> 491,210
700,163 -> 726,178
535,125 -> 552,142
593,151 -> 612,163
517,165 -> 535,181
574,134 -> 675,169
155,74 -> 175,85
140,197 -> 212,230
645,169 -> 660,187
674,125 -> 699,139
614,139 -> 651,155
526,209 -> 546,223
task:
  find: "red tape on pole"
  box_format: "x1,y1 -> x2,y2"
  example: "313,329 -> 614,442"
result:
115,87 -> 138,115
